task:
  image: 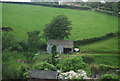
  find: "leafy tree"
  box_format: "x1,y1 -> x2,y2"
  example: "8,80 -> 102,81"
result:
2,31 -> 14,50
2,31 -> 22,51
51,45 -> 57,65
112,2 -> 118,12
89,2 -> 101,8
27,30 -> 41,52
57,56 -> 86,72
44,15 -> 72,40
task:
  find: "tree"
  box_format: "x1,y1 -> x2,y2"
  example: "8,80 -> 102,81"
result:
112,2 -> 118,13
44,15 -> 72,40
2,31 -> 15,50
27,30 -> 41,52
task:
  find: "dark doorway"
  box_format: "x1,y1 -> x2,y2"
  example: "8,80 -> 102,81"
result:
64,48 -> 72,53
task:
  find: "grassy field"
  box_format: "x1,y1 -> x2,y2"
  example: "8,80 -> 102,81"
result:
2,3 -> 118,41
80,36 -> 119,53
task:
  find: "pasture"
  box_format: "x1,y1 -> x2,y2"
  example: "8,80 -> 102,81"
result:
2,3 -> 118,41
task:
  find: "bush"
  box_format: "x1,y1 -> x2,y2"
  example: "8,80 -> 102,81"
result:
2,64 -> 27,79
57,56 -> 86,72
99,64 -> 110,71
38,41 -> 47,51
101,74 -> 114,80
19,40 -> 28,52
33,62 -> 57,71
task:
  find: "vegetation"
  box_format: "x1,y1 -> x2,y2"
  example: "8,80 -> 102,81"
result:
27,30 -> 41,52
44,15 -> 72,40
57,56 -> 86,72
2,50 -> 28,79
32,62 -> 56,71
1,2 -> 119,80
2,3 -> 118,40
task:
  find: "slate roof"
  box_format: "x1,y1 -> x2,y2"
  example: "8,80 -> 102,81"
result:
28,70 -> 58,79
48,39 -> 73,45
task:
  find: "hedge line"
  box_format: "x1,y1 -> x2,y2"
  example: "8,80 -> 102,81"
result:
94,8 -> 118,16
74,32 -> 118,46
1,2 -> 91,10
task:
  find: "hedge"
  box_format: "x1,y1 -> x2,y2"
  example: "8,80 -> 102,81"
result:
94,8 -> 118,16
74,32 -> 118,46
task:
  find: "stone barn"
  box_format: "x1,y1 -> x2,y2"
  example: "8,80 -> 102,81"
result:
47,39 -> 74,54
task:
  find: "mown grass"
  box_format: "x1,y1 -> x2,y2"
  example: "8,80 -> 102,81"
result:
2,3 -> 118,41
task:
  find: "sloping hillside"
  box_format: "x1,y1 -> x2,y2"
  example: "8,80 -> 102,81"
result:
2,3 -> 118,40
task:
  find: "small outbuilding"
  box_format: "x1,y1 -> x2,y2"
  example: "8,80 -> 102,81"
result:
28,70 -> 58,80
47,39 -> 74,54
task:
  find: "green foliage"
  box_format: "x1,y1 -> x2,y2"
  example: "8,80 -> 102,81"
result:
101,74 -> 114,80
57,56 -> 86,72
37,41 -> 47,51
51,45 -> 58,65
24,52 -> 34,64
2,51 -> 28,79
44,15 -> 72,40
99,64 -> 119,71
33,62 -> 57,71
32,53 -> 52,64
2,31 -> 24,52
19,40 -> 28,52
2,31 -> 15,50
27,30 -> 41,52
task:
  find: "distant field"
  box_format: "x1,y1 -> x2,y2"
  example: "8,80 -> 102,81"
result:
2,3 -> 118,41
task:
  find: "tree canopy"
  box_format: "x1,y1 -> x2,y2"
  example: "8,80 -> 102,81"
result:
44,15 -> 72,40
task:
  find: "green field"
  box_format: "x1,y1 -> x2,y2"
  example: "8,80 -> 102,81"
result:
2,3 -> 118,41
2,3 -> 119,53
80,36 -> 119,53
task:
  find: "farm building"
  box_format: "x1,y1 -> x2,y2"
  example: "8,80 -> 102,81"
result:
47,39 -> 74,54
28,70 -> 58,80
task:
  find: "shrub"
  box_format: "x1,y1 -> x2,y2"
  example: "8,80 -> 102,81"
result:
101,74 -> 113,80
2,64 -> 26,79
38,41 -> 47,51
33,62 -> 57,71
99,64 -> 110,71
57,56 -> 86,72
19,40 -> 28,52
58,70 -> 90,79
